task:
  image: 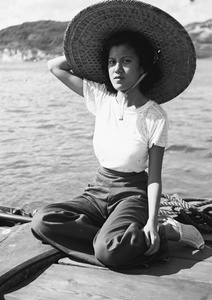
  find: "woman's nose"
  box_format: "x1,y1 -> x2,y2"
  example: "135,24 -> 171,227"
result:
114,62 -> 123,73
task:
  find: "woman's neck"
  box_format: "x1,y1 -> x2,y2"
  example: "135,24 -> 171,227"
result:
116,89 -> 149,108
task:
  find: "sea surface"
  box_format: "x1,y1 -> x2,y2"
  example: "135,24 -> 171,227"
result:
0,60 -> 212,212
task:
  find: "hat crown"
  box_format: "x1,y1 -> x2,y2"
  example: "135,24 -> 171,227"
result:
64,0 -> 196,103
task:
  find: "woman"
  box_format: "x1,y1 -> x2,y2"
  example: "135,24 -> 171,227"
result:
31,0 -> 204,269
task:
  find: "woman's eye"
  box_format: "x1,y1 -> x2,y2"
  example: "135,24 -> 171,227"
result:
108,60 -> 115,65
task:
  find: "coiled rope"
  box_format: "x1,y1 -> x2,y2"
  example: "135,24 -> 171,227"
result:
159,194 -> 212,233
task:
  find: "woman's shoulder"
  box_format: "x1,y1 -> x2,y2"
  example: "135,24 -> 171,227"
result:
145,100 -> 168,121
83,79 -> 115,113
83,79 -> 111,97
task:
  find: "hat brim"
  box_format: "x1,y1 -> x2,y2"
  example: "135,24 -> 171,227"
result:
64,0 -> 196,104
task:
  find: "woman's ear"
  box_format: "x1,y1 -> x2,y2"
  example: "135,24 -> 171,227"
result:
139,65 -> 145,75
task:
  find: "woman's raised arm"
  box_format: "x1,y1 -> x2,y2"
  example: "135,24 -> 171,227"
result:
47,56 -> 84,97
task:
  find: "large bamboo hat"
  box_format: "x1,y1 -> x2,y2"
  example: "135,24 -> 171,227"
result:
64,0 -> 196,104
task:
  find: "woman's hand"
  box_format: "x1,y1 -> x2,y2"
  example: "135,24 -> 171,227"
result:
143,220 -> 160,256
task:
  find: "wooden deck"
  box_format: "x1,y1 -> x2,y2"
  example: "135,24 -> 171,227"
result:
3,244 -> 212,300
0,223 -> 212,300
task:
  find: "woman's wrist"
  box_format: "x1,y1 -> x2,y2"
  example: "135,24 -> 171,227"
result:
147,216 -> 158,228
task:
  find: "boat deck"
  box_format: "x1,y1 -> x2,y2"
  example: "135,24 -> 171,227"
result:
0,223 -> 212,300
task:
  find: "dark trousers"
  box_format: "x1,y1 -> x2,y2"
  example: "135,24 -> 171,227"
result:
31,166 -> 168,269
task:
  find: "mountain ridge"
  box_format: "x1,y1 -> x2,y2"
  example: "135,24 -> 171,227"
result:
0,20 -> 211,62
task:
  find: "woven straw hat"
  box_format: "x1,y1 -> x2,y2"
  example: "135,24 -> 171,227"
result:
64,0 -> 196,104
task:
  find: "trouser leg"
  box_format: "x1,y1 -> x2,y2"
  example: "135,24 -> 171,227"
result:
93,196 -> 168,269
31,166 -> 168,269
31,196 -> 105,254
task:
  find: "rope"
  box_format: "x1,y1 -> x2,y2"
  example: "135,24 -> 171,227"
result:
179,209 -> 212,233
159,194 -> 212,233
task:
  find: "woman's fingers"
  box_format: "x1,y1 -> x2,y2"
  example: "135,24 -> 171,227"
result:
144,233 -> 160,256
144,231 -> 151,248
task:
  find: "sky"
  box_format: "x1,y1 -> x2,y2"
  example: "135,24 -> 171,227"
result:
0,0 -> 212,30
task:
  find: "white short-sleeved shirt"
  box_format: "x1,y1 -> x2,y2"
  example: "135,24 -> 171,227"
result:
83,79 -> 168,173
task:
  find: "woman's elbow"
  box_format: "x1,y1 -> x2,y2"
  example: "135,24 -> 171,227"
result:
148,174 -> 162,186
47,56 -> 68,72
47,59 -> 55,72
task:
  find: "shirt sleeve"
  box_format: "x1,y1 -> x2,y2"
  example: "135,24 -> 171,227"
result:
83,79 -> 107,116
146,107 -> 169,148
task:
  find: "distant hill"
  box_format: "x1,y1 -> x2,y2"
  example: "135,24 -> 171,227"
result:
185,20 -> 212,58
0,20 -> 69,62
0,20 -> 212,62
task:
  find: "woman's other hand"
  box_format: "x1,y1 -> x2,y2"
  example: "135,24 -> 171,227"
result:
143,220 -> 160,256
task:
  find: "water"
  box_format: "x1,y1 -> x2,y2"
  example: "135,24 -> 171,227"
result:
0,60 -> 212,212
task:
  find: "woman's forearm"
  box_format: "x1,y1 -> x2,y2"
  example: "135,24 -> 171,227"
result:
47,55 -> 83,96
143,180 -> 162,256
147,145 -> 164,227
147,181 -> 162,226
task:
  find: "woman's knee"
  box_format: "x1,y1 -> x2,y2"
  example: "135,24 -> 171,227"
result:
93,236 -> 120,268
31,203 -> 71,235
31,206 -> 48,237
94,236 -> 141,269
31,204 -> 68,237
93,223 -> 147,268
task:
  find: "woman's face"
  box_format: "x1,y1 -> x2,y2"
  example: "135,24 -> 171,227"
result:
108,44 -> 143,92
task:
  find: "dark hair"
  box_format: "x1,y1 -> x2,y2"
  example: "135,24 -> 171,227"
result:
101,30 -> 162,94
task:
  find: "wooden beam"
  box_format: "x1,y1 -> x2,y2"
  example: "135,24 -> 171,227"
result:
0,224 -> 64,294
4,262 -> 212,300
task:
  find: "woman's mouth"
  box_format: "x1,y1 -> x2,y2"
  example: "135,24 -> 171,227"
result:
114,76 -> 124,81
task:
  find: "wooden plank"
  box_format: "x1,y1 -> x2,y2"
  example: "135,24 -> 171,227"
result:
59,257 -> 108,270
4,262 -> 212,300
0,224 -> 64,294
0,227 -> 19,243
